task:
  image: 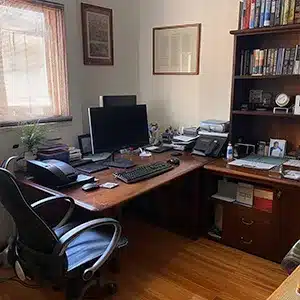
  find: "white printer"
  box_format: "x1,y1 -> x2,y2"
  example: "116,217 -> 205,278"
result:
199,120 -> 230,134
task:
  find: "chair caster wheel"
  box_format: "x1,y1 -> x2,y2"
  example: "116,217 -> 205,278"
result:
107,283 -> 118,295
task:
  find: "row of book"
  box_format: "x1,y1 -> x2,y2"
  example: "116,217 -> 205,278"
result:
239,0 -> 300,30
240,46 -> 300,76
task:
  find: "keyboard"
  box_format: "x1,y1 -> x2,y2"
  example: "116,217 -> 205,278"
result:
113,161 -> 174,184
76,162 -> 109,174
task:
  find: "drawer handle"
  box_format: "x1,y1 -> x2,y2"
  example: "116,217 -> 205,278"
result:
240,237 -> 253,245
241,218 -> 254,226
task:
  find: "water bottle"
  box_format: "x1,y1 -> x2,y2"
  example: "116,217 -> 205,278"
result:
226,142 -> 233,161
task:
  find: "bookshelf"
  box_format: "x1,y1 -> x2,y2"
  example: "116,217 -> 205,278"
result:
230,25 -> 300,152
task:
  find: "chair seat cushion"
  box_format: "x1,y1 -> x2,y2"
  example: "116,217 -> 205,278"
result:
54,222 -> 128,272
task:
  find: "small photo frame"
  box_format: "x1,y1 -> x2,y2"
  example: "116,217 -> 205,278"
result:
269,138 -> 287,158
78,134 -> 92,156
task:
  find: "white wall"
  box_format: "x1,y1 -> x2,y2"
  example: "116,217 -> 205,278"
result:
0,0 -> 140,159
139,0 -> 240,128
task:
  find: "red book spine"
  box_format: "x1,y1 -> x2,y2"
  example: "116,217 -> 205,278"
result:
244,0 -> 251,29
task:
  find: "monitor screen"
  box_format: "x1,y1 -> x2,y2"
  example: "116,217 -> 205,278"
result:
88,105 -> 149,154
100,95 -> 137,107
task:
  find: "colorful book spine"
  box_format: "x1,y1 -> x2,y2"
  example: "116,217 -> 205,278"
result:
270,0 -> 277,25
255,0 -> 262,27
260,0 -> 267,26
263,49 -> 268,74
269,49 -> 275,75
283,48 -> 291,75
288,47 -> 296,74
280,0 -> 286,24
282,0 -> 290,24
293,45 -> 300,74
245,0 -> 252,28
259,50 -> 265,74
274,0 -> 282,25
295,0 -> 300,23
250,0 -> 257,28
273,49 -> 278,74
264,0 -> 272,25
288,0 -> 296,23
266,49 -> 272,74
279,48 -> 286,74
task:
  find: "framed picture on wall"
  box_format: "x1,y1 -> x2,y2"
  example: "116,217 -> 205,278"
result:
153,23 -> 201,75
81,3 -> 114,65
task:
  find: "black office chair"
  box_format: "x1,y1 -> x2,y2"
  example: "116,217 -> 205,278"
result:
0,167 -> 128,300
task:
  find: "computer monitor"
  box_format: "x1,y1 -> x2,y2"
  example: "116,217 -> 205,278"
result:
99,95 -> 137,107
88,105 -> 149,168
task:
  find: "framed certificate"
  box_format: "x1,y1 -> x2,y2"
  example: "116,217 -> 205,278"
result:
153,23 -> 201,75
81,3 -> 114,65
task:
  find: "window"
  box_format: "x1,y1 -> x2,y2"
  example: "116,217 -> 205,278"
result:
0,0 -> 69,126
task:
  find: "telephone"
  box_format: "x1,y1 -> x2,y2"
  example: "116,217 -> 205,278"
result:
27,159 -> 82,188
192,135 -> 228,158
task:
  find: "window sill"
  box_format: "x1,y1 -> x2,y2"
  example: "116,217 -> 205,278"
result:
0,116 -> 73,129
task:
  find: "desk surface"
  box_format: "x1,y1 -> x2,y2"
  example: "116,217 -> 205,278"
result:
267,266 -> 299,300
204,158 -> 300,189
22,153 -> 212,211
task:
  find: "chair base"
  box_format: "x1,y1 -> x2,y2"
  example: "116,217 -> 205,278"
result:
65,277 -> 118,300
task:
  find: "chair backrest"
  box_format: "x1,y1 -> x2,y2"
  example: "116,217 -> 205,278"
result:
0,168 -> 58,253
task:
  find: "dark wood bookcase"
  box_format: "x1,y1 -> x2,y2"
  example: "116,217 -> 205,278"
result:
230,24 -> 300,153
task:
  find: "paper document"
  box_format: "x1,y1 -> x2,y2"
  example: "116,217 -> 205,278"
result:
173,135 -> 199,143
228,159 -> 276,170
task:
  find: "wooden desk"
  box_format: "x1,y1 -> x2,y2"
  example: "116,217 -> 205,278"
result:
21,153 -> 213,238
203,158 -> 300,263
268,266 -> 300,300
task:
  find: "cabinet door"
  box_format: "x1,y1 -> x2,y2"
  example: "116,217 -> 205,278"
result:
280,189 -> 300,259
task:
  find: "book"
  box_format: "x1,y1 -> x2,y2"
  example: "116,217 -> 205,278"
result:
273,49 -> 278,74
293,45 -> 300,74
245,50 -> 251,74
250,53 -> 254,74
289,47 -> 296,74
259,49 -> 265,74
280,0 -> 286,23
239,1 -> 244,29
250,0 -> 257,28
295,0 -> 300,23
255,0 -> 262,27
270,0 -> 277,25
260,0 -> 267,26
241,0 -> 247,29
282,0 -> 290,24
276,48 -> 283,74
288,0 -> 296,23
264,0 -> 272,25
245,0 -> 252,28
240,50 -> 245,75
283,48 -> 291,75
279,48 -> 286,74
266,49 -> 272,74
269,49 -> 275,75
274,0 -> 282,25
263,49 -> 268,74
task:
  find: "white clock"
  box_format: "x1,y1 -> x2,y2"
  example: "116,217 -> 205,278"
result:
275,93 -> 290,107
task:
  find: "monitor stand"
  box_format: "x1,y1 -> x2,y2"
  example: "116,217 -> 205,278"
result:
103,152 -> 135,169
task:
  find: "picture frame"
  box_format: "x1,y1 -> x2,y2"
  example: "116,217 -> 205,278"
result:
78,134 -> 92,156
81,3 -> 114,65
153,23 -> 201,75
268,138 -> 287,158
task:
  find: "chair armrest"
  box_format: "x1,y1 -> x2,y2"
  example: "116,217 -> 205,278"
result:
31,196 -> 76,229
55,218 -> 122,281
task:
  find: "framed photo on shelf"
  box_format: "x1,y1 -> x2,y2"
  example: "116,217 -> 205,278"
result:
153,23 -> 201,75
81,3 -> 114,65
269,138 -> 287,158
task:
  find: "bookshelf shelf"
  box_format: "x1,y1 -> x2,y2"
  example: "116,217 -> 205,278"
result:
234,75 -> 300,80
230,24 -> 300,36
232,110 -> 300,118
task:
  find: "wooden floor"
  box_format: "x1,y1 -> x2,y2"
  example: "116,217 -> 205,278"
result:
0,219 -> 287,300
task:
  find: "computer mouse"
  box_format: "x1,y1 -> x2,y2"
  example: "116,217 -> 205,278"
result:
82,182 -> 100,192
167,158 -> 180,166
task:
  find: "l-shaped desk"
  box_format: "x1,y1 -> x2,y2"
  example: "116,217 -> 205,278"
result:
20,153 -> 300,263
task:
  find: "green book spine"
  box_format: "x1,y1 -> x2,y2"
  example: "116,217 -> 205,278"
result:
288,0 -> 296,23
